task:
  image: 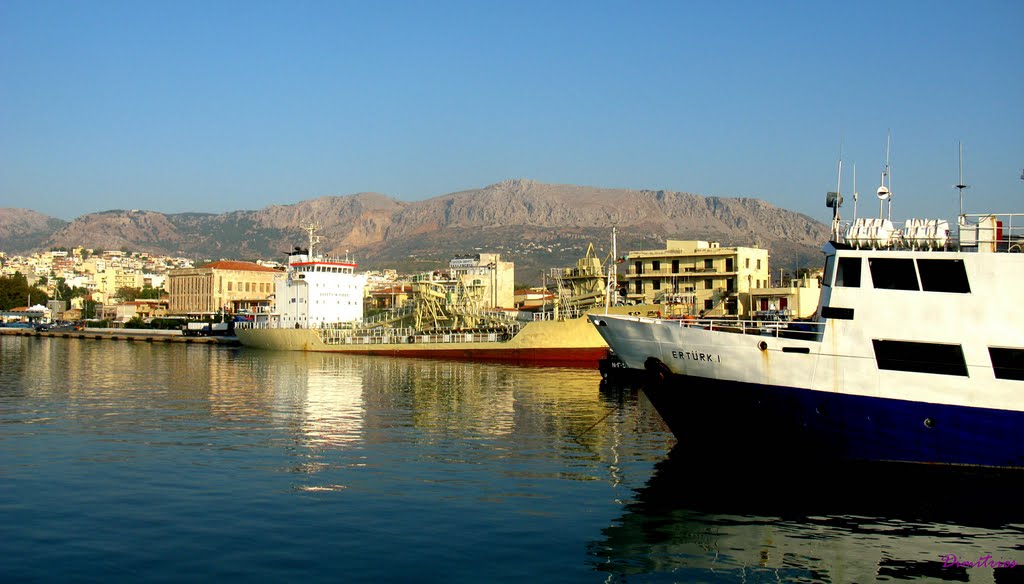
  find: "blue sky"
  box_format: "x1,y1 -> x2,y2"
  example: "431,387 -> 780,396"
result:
2,0 -> 1021,226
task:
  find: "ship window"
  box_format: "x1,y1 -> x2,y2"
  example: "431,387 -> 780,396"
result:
868,258 -> 919,290
989,347 -> 1024,381
704,259 -> 713,269
834,257 -> 862,287
652,261 -> 660,271
917,259 -> 971,293
872,340 -> 968,376
823,255 -> 835,287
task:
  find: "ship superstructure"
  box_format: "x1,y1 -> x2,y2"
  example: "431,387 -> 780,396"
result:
259,223 -> 367,329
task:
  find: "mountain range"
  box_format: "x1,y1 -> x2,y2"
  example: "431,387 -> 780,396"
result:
0,179 -> 829,284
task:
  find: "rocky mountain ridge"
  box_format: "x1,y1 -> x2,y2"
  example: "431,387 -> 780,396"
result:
1,180 -> 829,282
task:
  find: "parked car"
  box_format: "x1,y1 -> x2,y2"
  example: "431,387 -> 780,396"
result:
49,322 -> 79,332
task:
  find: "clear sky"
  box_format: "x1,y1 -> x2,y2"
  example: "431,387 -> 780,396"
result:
2,0 -> 1022,226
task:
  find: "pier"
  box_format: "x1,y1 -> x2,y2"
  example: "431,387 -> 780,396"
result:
0,327 -> 240,345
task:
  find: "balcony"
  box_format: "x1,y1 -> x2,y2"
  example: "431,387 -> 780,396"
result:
626,267 -> 734,277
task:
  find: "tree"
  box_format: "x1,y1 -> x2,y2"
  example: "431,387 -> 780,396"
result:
0,273 -> 50,310
82,299 -> 100,320
124,316 -> 148,329
116,286 -> 142,302
54,278 -> 74,302
138,285 -> 163,299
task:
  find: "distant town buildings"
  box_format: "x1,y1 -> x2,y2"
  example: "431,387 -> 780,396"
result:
0,247 -> 196,323
2,237 -> 818,325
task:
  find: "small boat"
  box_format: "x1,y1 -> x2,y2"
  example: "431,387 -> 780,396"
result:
589,147 -> 1024,469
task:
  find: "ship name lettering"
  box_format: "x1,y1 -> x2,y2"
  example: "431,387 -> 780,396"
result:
671,350 -> 721,363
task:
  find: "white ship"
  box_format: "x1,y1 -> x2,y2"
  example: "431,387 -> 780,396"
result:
590,150 -> 1024,469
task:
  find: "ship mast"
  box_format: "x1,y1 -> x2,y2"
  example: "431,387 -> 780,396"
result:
827,145 -> 844,241
302,222 -> 322,259
877,131 -> 892,220
852,162 -> 859,221
605,226 -> 617,314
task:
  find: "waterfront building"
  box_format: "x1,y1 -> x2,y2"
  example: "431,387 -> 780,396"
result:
623,240 -> 770,317
748,273 -> 823,320
113,299 -> 171,324
168,261 -> 279,317
515,287 -> 554,310
447,253 -> 515,309
368,284 -> 412,311
93,269 -> 145,304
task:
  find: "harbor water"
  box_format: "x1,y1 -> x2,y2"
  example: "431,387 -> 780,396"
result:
1,335 -> 1021,583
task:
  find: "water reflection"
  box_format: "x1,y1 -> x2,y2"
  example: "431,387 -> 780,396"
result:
2,335 -> 684,582
590,445 -> 1024,582
1,336 -> 671,482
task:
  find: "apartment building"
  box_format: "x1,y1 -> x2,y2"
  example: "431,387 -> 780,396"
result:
446,253 -> 515,309
623,240 -> 770,317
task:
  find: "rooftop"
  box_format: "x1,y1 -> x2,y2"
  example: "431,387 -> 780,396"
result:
201,261 -> 280,273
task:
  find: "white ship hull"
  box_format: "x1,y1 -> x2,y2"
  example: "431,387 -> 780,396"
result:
591,243 -> 1024,469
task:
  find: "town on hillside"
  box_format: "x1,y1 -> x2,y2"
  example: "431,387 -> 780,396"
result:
0,237 -> 823,330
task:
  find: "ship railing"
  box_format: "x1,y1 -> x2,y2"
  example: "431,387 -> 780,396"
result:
956,213 -> 1024,253
836,213 -> 1024,253
363,305 -> 417,326
525,305 -> 587,321
316,326 -> 520,346
660,315 -> 826,341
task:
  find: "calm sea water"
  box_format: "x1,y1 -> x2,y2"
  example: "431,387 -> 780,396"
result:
1,335 -> 1022,583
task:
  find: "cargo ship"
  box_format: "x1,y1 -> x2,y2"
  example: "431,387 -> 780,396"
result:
236,226 -> 658,367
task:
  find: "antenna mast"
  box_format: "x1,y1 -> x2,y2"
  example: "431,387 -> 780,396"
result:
853,162 -> 859,221
826,146 -> 844,241
955,141 -> 969,220
835,155 -> 843,237
877,131 -> 892,220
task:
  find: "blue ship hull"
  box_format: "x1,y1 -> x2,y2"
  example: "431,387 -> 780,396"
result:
643,373 -> 1024,469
